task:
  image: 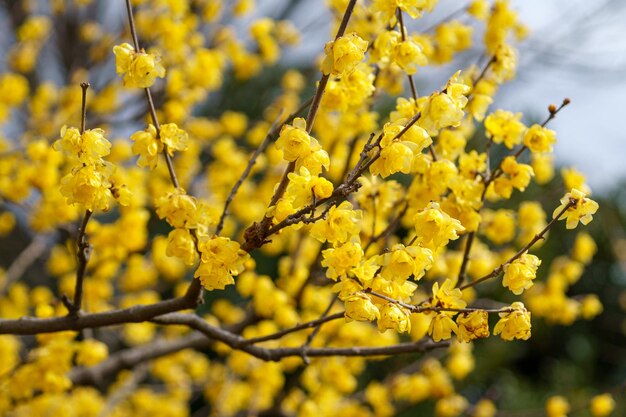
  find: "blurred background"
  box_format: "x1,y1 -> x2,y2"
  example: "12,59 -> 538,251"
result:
0,0 -> 625,415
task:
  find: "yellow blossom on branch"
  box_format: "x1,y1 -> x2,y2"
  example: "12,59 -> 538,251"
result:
553,188 -> 599,229
113,42 -> 165,88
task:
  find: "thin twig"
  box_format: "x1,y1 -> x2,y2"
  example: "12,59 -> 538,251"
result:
123,0 -> 201,304
97,363 -> 149,417
421,4 -> 468,33
64,82 -> 93,316
216,110 -> 286,234
124,0 -> 179,189
241,0 -> 359,253
366,289 -> 512,314
456,231 -> 475,287
240,311 -> 345,346
397,8 -> 438,161
364,202 -> 409,252
152,312 -> 448,361
459,200 -> 574,291
65,209 -> 92,315
487,98 -> 571,185
0,235 -> 49,296
299,295 -> 339,364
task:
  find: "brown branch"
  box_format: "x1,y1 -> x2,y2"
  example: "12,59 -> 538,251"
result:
71,333 -> 208,385
456,231 -> 475,287
123,0 -> 203,304
364,201 -> 409,252
459,200 -> 574,291
96,362 -> 149,417
152,312 -> 448,361
366,289 -> 511,314
487,98 -> 571,185
396,8 -> 438,161
124,0 -> 179,189
231,311 -> 345,346
64,209 -> 93,315
0,292 -> 199,335
217,110 -> 283,234
64,82 -> 93,316
80,82 -> 89,133
241,0 -> 359,253
0,235 -> 49,296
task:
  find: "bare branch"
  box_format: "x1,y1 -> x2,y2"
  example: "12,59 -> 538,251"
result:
0,293 -> 198,335
0,235 -> 49,296
153,312 -> 447,361
459,200 -> 575,291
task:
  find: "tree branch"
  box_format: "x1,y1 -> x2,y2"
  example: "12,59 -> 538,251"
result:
0,293 -> 198,335
459,200 -> 575,291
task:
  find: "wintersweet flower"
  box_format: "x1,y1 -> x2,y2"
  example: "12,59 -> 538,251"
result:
456,310 -> 490,342
484,109 -> 526,149
523,124 -> 557,153
553,188 -> 599,229
166,228 -> 197,265
494,302 -> 532,341
131,124 -> 163,169
414,202 -> 465,250
195,236 -> 248,290
113,42 -> 165,88
275,117 -> 312,162
377,302 -> 411,333
321,32 -> 368,77
590,394 -> 615,417
502,253 -> 541,295
428,313 -> 458,342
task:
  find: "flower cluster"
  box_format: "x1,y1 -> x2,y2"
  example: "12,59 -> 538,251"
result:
54,126 -> 130,211
113,43 -> 166,88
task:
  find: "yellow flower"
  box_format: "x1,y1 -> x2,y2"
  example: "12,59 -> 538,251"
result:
456,310 -> 489,342
580,295 -> 603,320
429,312 -> 458,342
310,201 -> 362,246
502,254 -> 541,295
561,167 -> 591,195
483,209 -> 516,245
322,241 -> 363,281
380,243 -> 433,282
195,236 -> 248,291
493,157 -> 534,198
545,396 -> 570,417
414,202 -> 465,250
473,399 -> 497,417
0,73 -> 29,106
378,302 -> 411,333
113,42 -> 165,88
75,339 -> 108,366
523,124 -> 557,153
493,302 -> 531,341
392,39 -> 427,75
590,394 -> 615,417
435,394 -> 468,417
321,32 -> 368,76
59,163 -> 113,211
275,117 -> 312,162
154,188 -> 198,229
432,278 -> 466,310
160,123 -> 189,153
484,110 -> 526,149
166,228 -> 197,266
344,293 -> 380,322
553,188 -> 599,229
131,124 -> 163,169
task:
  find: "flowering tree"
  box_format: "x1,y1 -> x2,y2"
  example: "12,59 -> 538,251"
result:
0,1 -> 617,416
